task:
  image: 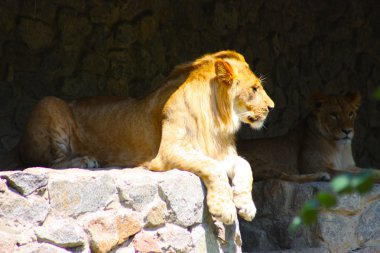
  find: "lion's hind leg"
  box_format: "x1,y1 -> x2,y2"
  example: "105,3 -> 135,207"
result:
19,96 -> 98,169
279,172 -> 331,182
254,168 -> 330,183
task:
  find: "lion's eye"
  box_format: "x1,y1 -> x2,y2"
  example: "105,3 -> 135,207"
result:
252,87 -> 258,93
329,112 -> 337,119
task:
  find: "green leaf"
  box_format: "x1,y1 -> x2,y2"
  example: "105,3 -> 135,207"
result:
351,170 -> 374,194
317,192 -> 337,208
373,169 -> 380,180
331,174 -> 353,193
300,199 -> 319,225
289,216 -> 302,233
374,87 -> 380,100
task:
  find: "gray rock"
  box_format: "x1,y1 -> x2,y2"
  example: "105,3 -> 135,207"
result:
0,231 -> 17,252
35,218 -> 86,248
212,2 -> 238,35
89,2 -> 119,24
248,248 -> 329,253
318,213 -> 359,252
357,200 -> 380,245
107,50 -> 136,83
0,190 -> 49,225
119,0 -> 152,21
0,178 -> 7,192
144,200 -> 167,227
81,53 -> 109,75
19,1 -> 57,24
132,230 -> 162,253
87,25 -> 113,54
158,169 -> 204,227
0,167 -> 242,253
58,8 -> 92,51
17,18 -> 54,50
349,246 -> 380,253
191,224 -> 220,253
157,224 -> 192,253
241,180 -> 380,253
62,71 -> 103,98
48,173 -> 116,217
116,169 -> 159,212
15,243 -> 71,253
81,209 -> 141,253
4,172 -> 48,196
56,0 -> 86,11
0,2 -> 17,34
115,23 -> 138,47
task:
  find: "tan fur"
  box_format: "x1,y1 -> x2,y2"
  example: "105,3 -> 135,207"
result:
238,91 -> 371,183
4,50 -> 274,224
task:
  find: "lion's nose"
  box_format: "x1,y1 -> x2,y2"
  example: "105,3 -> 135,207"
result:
342,129 -> 352,135
267,105 -> 274,112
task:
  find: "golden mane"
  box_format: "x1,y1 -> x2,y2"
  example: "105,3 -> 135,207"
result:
161,51 -> 246,135
164,50 -> 245,84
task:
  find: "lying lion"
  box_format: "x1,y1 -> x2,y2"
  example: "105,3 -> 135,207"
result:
1,50 -> 274,224
238,91 -> 375,182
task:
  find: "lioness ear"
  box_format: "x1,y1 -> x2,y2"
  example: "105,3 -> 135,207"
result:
215,59 -> 234,86
310,92 -> 328,110
344,91 -> 362,108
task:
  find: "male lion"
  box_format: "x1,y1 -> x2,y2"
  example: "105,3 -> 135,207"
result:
238,91 -> 371,182
1,50 -> 274,224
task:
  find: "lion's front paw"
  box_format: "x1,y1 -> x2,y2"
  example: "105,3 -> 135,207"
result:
233,191 -> 256,221
69,156 -> 100,168
237,201 -> 256,221
207,195 -> 237,225
318,172 -> 331,181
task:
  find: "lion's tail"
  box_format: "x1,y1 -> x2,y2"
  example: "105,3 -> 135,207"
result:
0,145 -> 23,171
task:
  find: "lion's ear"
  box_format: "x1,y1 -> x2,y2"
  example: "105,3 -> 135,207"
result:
310,92 -> 328,110
344,91 -> 362,108
215,59 -> 234,86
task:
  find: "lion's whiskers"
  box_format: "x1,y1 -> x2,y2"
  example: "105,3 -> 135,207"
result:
259,74 -> 268,84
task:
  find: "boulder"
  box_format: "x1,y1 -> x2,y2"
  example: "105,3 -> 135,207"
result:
241,180 -> 380,253
0,168 -> 241,253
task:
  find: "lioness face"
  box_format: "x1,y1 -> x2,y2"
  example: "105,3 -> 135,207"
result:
312,91 -> 361,144
233,69 -> 275,129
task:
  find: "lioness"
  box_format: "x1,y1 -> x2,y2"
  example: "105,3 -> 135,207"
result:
238,91 -> 369,182
2,51 -> 274,224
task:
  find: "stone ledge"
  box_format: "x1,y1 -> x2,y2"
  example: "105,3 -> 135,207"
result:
241,180 -> 380,253
0,167 -> 241,253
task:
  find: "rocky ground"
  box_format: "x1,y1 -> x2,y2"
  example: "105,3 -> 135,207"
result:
1,167 -> 379,253
0,168 -> 241,253
241,180 -> 380,253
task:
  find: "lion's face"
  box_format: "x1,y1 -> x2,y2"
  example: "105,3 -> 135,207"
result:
311,91 -> 361,144
232,69 -> 274,129
214,58 -> 274,130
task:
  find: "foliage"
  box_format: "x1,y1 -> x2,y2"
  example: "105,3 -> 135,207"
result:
374,86 -> 380,100
290,170 -> 378,232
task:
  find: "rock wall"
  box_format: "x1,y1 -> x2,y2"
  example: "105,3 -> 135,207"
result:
0,0 -> 379,168
2,167 -> 380,253
241,180 -> 380,253
0,168 -> 242,253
